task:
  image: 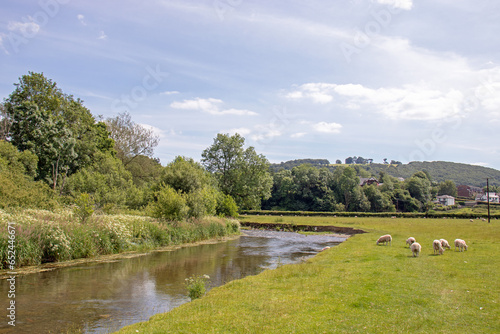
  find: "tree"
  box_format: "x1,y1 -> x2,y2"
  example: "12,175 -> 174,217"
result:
363,184 -> 395,212
438,180 -> 458,197
63,151 -> 134,208
406,172 -> 432,208
0,104 -> 11,141
9,102 -> 77,190
201,133 -> 272,210
4,72 -> 115,188
335,159 -> 342,164
355,156 -> 366,164
105,112 -> 159,166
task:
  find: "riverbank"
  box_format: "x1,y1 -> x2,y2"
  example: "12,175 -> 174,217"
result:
0,208 -> 240,275
116,215 -> 500,333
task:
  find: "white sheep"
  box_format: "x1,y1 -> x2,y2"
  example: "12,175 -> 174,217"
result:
410,242 -> 421,257
433,239 -> 444,255
376,234 -> 392,246
454,239 -> 468,252
406,237 -> 416,247
440,239 -> 451,250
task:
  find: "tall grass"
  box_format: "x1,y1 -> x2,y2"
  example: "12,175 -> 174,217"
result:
0,209 -> 240,269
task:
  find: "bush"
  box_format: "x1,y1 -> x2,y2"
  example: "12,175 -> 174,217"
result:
73,193 -> 94,223
185,274 -> 210,300
149,184 -> 189,221
216,193 -> 239,217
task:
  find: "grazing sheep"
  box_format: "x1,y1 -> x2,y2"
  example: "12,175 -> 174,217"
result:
406,237 -> 416,247
440,239 -> 451,250
470,219 -> 474,222
433,240 -> 444,255
376,234 -> 392,246
410,242 -> 421,257
454,239 -> 468,252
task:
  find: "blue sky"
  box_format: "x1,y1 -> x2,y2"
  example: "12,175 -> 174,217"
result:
1,0 -> 499,170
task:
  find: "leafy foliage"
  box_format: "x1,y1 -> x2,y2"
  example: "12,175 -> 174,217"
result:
202,133 -> 272,210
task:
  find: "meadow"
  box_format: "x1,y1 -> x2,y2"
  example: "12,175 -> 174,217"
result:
116,215 -> 499,333
0,209 -> 240,270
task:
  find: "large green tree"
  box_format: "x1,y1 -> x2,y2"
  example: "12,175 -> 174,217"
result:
9,102 -> 76,189
406,171 -> 432,206
438,180 -> 458,197
4,72 -> 114,189
201,133 -> 272,210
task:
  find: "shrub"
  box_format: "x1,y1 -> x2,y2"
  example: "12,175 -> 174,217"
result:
216,193 -> 239,217
73,193 -> 94,223
149,184 -> 189,221
185,274 -> 211,300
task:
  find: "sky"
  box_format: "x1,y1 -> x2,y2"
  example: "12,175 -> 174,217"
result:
1,0 -> 499,170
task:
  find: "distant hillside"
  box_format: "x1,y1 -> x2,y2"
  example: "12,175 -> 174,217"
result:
271,160 -> 500,187
271,159 -> 330,171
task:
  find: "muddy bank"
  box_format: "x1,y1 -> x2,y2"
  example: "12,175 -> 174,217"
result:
240,221 -> 366,235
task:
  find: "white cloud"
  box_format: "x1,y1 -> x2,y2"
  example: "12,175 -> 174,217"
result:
287,82 -> 465,121
226,127 -> 252,136
139,123 -> 166,138
470,162 -> 490,167
7,18 -> 40,35
77,14 -> 86,25
98,31 -> 107,40
286,83 -> 336,104
291,132 -> 307,138
312,121 -> 343,134
474,67 -> 500,112
376,0 -> 413,10
251,127 -> 282,142
161,90 -> 180,95
170,97 -> 258,116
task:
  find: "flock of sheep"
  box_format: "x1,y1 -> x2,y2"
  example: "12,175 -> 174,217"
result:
376,234 -> 469,257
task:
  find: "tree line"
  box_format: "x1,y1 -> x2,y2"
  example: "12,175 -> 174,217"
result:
1,72 -> 466,218
0,72 -> 271,219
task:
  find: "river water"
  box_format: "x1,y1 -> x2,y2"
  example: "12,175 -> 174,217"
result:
0,230 -> 346,334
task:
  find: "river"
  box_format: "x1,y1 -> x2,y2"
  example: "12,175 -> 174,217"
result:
0,229 -> 346,333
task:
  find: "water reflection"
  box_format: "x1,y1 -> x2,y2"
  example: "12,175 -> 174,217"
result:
0,230 -> 345,334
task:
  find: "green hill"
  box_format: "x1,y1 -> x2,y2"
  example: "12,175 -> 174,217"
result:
271,160 -> 500,187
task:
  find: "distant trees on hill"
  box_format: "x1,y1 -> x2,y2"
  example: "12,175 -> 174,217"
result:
271,160 -> 499,188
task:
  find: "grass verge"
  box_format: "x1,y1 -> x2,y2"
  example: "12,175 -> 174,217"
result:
116,215 -> 499,333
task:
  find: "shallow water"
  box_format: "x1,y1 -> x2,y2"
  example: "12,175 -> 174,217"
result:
0,230 -> 346,334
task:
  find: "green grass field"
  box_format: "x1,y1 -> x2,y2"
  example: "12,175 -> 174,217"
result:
116,215 -> 500,333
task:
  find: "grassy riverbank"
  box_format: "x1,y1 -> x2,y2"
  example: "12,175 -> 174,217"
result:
0,209 -> 240,270
116,215 -> 499,333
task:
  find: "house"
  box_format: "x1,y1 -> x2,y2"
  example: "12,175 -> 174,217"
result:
475,192 -> 500,203
457,185 -> 483,199
436,195 -> 455,206
359,177 -> 379,186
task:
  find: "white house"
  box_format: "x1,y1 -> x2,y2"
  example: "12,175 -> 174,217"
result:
475,192 -> 500,203
436,195 -> 455,206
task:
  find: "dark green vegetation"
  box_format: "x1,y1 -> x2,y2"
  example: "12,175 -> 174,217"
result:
116,215 -> 500,333
0,209 -> 239,269
264,164 -> 460,213
272,159 -> 500,188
